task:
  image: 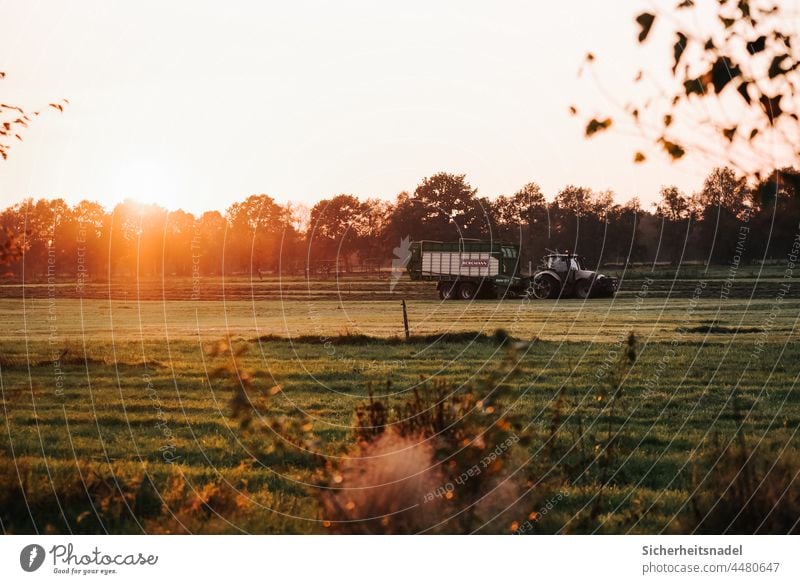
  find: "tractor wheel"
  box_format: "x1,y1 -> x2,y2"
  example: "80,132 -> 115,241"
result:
532,274 -> 559,300
575,278 -> 593,299
457,282 -> 478,300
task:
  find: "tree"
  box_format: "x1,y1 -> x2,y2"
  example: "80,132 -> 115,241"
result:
655,186 -> 691,221
360,198 -> 391,260
384,191 -> 427,242
196,211 -> 227,275
494,183 -> 546,227
692,167 -> 752,263
694,167 -> 751,217
754,167 -> 800,207
226,194 -> 296,274
163,209 -> 196,276
751,167 -> 800,258
412,173 -> 486,237
607,197 -> 649,264
73,200 -> 111,277
307,194 -> 369,269
489,182 -> 549,265
580,1 -> 799,183
554,185 -> 595,217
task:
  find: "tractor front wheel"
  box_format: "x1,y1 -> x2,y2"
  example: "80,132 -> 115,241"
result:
575,278 -> 593,299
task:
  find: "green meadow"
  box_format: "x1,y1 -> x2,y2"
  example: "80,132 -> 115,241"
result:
1,278 -> 798,534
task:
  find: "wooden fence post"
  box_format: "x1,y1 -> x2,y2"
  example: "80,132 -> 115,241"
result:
401,299 -> 410,340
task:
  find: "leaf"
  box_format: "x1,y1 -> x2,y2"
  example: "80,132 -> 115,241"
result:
659,138 -> 685,160
774,31 -> 792,49
684,77 -> 705,96
768,54 -> 789,78
710,56 -> 741,93
736,81 -> 751,104
738,0 -> 751,19
585,118 -> 613,137
673,32 -> 688,73
746,35 -> 767,54
634,152 -> 646,163
760,94 -> 783,124
722,127 -> 737,142
636,12 -> 655,43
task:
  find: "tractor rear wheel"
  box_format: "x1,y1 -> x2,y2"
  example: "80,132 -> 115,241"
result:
457,282 -> 478,300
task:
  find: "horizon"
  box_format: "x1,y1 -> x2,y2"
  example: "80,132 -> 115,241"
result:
0,0 -> 721,214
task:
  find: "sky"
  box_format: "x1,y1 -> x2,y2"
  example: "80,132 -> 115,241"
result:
0,0 -> 748,214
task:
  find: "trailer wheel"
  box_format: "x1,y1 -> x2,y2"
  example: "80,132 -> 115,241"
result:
575,278 -> 592,299
438,282 -> 458,300
532,274 -> 559,300
457,282 -> 478,300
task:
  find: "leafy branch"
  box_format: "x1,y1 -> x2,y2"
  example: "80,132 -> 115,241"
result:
576,0 -> 799,182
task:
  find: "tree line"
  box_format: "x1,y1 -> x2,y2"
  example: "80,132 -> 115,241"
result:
1,166 -> 799,280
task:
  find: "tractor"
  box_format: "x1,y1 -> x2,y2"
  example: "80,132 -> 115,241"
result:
528,251 -> 618,299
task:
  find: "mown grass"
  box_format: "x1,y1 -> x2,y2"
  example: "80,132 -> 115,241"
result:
1,294 -> 798,343
1,313 -> 798,533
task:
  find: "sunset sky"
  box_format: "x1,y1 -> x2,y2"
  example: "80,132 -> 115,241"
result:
0,1 -> 740,213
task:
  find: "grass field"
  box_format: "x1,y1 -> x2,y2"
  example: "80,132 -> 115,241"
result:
1,273 -> 799,534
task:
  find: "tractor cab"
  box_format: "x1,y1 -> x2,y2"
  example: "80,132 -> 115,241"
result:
541,252 -> 581,280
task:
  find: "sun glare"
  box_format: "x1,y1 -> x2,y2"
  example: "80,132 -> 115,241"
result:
109,157 -> 181,210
